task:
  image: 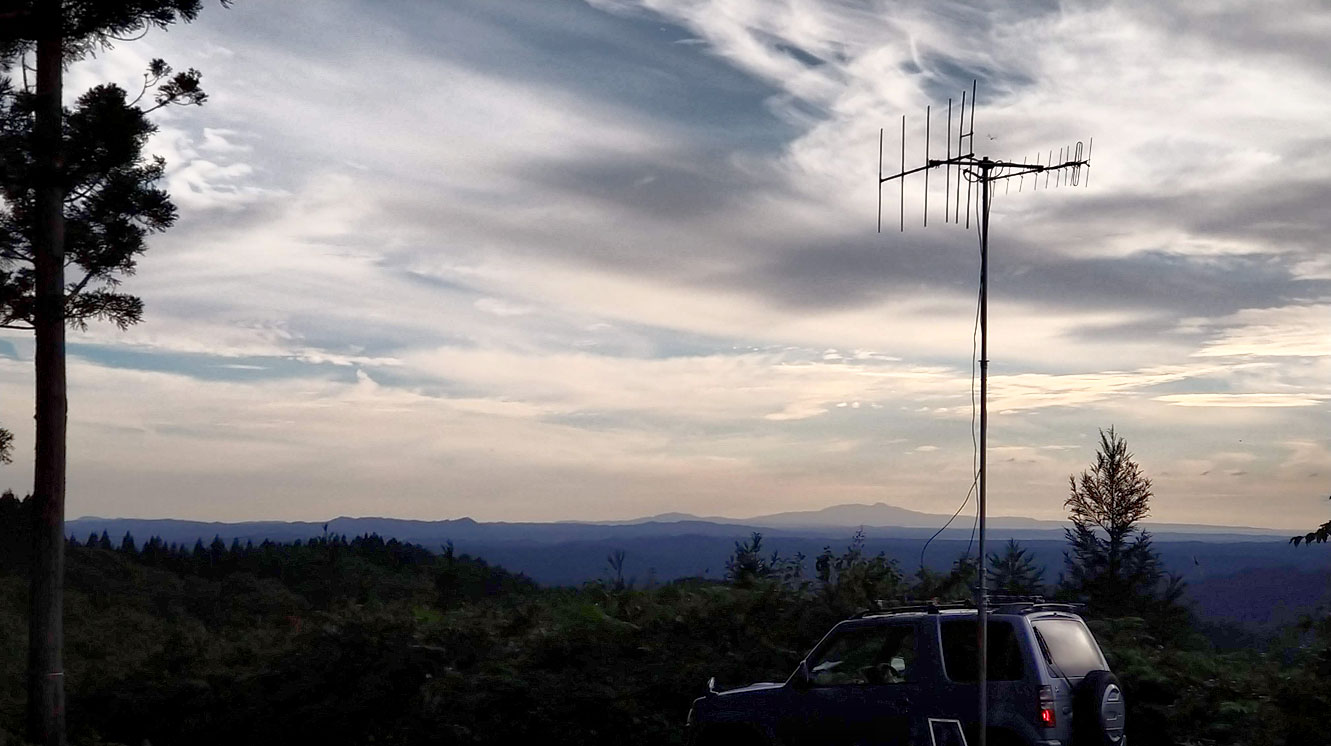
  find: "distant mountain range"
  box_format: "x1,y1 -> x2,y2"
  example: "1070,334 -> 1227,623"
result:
67,501 -> 1328,634
593,501 -> 1297,536
73,500 -> 1298,547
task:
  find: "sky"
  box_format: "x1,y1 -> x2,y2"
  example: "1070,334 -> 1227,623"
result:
0,0 -> 1327,527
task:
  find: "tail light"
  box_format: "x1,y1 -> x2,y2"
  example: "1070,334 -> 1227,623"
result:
1039,684 -> 1056,728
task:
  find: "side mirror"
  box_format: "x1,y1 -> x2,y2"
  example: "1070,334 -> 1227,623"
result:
706,676 -> 718,696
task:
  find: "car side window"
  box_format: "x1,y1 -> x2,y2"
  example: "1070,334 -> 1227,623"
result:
809,625 -> 917,686
940,619 -> 1025,682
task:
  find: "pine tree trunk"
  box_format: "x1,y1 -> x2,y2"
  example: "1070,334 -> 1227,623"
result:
26,1 -> 68,744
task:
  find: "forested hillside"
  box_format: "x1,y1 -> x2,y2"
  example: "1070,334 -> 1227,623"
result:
62,514 -> 1331,637
2,493 -> 1329,746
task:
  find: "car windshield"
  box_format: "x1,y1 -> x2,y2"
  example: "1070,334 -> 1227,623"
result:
1030,618 -> 1105,678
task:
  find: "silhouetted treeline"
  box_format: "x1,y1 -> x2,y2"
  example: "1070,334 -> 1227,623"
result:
0,490 -> 532,609
68,529 -> 435,577
1,490 -> 1329,746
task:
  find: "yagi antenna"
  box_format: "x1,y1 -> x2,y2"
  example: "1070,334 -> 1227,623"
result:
873,80 -> 1092,746
877,81 -> 1088,232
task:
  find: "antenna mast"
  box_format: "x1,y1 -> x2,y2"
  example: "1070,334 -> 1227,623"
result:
877,81 -> 1091,746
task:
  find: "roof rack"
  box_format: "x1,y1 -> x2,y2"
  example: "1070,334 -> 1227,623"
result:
985,596 -> 1086,615
853,596 -> 1085,619
853,599 -> 974,618
1012,602 -> 1085,615
985,594 -> 1046,604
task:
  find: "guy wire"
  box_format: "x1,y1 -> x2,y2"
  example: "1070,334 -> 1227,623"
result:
919,171 -> 986,571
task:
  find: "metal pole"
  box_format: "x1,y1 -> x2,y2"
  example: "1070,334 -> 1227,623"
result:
878,129 -> 883,233
977,161 -> 991,746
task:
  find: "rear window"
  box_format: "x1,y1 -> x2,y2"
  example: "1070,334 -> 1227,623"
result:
940,620 -> 1026,682
1030,619 -> 1105,678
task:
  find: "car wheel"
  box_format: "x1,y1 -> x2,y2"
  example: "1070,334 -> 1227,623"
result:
1073,670 -> 1126,746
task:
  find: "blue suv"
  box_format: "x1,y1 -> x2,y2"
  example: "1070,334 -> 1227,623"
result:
686,601 -> 1125,746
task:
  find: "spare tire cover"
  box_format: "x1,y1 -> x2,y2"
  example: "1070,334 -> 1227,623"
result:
1073,670 -> 1126,746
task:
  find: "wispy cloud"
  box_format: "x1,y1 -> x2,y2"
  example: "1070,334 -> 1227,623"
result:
1155,393 -> 1328,408
0,0 -> 1325,528
1193,303 -> 1331,358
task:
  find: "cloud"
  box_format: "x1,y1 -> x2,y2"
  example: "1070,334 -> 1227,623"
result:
1155,394 -> 1328,408
0,0 -> 1324,528
1193,303 -> 1331,358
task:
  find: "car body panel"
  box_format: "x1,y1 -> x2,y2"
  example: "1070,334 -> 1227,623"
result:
688,607 -> 1114,746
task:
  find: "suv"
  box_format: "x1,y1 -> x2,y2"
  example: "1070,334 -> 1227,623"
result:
686,601 -> 1125,746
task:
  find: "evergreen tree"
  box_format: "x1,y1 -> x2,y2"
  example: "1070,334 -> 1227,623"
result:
605,548 -> 628,591
912,554 -> 976,602
208,534 -> 226,576
725,532 -> 777,587
2,4 -> 228,741
987,539 -> 1044,595
141,536 -> 165,565
0,490 -> 31,568
813,528 -> 903,610
1060,428 -> 1171,618
96,530 -> 111,551
118,531 -> 135,554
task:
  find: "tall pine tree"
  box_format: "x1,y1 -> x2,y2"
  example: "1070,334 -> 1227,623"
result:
1060,427 -> 1170,617
1,3 -> 227,742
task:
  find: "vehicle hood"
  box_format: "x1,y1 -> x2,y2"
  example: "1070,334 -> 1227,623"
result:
716,682 -> 784,696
